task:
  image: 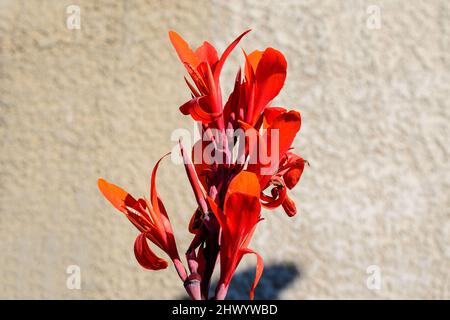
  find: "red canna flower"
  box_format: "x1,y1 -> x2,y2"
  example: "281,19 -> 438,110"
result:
207,171 -> 264,300
98,29 -> 307,300
169,30 -> 250,129
97,155 -> 187,281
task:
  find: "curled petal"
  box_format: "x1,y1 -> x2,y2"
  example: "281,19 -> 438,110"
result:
149,154 -> 171,231
180,97 -> 222,124
261,186 -> 287,209
134,233 -> 168,270
282,195 -> 297,217
260,177 -> 287,209
279,152 -> 306,189
284,163 -> 305,189
239,248 -> 264,300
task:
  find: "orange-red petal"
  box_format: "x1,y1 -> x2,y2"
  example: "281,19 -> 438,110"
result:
168,31 -> 201,69
226,171 -> 260,198
98,178 -> 136,213
244,49 -> 263,81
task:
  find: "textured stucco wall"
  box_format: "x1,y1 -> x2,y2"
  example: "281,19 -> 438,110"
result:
1,0 -> 449,299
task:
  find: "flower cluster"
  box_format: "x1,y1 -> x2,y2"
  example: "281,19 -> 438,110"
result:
98,30 -> 306,300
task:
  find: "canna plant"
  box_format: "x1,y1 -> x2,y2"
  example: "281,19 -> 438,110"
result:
98,30 -> 307,300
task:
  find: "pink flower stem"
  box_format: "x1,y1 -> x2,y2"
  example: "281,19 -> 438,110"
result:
172,257 -> 187,282
214,283 -> 229,300
185,275 -> 202,300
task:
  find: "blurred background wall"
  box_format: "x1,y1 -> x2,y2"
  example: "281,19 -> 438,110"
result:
0,0 -> 449,299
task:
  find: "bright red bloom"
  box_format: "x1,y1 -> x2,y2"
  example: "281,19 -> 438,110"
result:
98,30 -> 307,300
207,171 -> 264,300
98,155 -> 186,280
169,30 -> 250,128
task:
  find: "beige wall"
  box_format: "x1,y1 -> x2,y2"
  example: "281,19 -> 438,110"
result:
1,0 -> 449,299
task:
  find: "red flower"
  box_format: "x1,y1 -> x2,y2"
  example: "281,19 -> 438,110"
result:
169,30 -> 250,128
98,30 -> 307,300
207,171 -> 264,300
98,155 -> 187,280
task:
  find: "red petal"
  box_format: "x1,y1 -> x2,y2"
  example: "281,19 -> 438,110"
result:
252,48 -> 287,123
251,110 -> 301,187
263,107 -> 287,128
134,233 -> 168,270
180,140 -> 208,214
261,182 -> 287,209
206,196 -> 226,230
226,171 -> 261,198
213,29 -> 251,83
224,193 -> 261,239
239,248 -> 264,300
223,172 -> 262,238
282,196 -> 297,217
150,154 -> 171,218
195,41 -> 219,67
242,50 -> 257,123
188,208 -> 202,234
284,165 -> 304,189
184,77 -> 201,97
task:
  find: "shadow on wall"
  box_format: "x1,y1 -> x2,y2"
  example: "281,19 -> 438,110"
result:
179,263 -> 300,300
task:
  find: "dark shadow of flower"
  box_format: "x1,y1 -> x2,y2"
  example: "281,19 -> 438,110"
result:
178,262 -> 300,300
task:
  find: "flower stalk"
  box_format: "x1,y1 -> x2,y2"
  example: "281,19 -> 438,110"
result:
98,30 -> 306,300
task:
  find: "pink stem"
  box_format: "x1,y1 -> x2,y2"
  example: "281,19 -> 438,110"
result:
172,257 -> 188,282
184,271 -> 202,300
215,283 -> 229,300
